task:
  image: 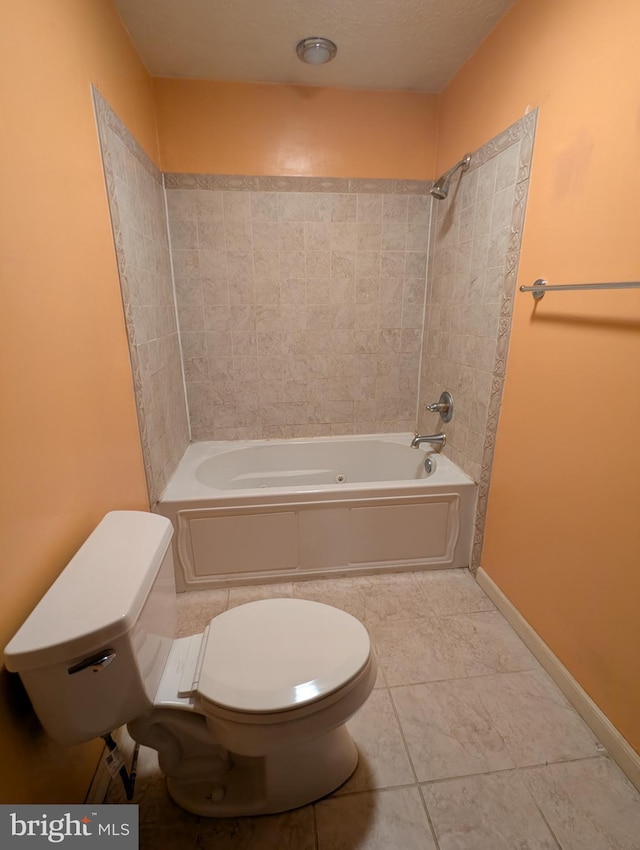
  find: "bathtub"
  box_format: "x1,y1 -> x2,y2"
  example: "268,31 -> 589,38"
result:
157,433 -> 477,591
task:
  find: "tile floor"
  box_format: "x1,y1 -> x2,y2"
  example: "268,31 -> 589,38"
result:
105,569 -> 640,849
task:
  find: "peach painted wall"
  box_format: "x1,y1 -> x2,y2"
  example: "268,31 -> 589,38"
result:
0,1 -> 157,802
439,0 -> 640,751
154,78 -> 438,179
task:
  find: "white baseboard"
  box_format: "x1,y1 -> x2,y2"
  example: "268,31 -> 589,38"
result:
476,567 -> 640,792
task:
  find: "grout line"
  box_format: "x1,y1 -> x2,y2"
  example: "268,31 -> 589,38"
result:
162,173 -> 191,444
517,777 -> 563,850
382,661 -> 540,690
387,686 -> 419,786
385,686 -> 443,850
331,780 -> 421,799
417,787 -> 443,850
385,663 -> 541,687
219,587 -> 231,611
417,754 -> 613,790
517,753 -> 612,774
421,765 -> 522,788
514,764 -> 565,850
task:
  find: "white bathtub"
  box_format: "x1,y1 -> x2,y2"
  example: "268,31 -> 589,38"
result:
157,433 -> 477,591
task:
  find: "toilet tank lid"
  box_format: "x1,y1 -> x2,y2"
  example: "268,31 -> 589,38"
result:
4,511 -> 173,673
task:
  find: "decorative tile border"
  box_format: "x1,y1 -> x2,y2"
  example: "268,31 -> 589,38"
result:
466,109 -> 538,175
164,172 -> 434,195
93,87 -> 190,506
93,87 -> 156,502
93,89 -> 162,184
471,109 -> 537,571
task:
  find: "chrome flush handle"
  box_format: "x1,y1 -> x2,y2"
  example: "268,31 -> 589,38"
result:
68,649 -> 116,674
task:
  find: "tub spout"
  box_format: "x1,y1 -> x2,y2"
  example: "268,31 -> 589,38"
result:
410,433 -> 446,450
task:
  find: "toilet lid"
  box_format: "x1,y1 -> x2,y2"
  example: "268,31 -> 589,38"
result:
197,599 -> 371,713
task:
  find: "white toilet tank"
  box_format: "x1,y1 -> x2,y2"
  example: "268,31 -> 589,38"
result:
5,511 -> 177,745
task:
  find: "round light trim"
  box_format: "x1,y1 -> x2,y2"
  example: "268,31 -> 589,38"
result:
296,37 -> 337,65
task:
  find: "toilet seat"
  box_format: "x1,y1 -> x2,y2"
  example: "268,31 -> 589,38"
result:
196,598 -> 371,714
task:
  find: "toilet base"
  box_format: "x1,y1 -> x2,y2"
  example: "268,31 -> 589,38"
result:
166,723 -> 358,816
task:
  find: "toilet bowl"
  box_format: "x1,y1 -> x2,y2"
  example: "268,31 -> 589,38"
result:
4,511 -> 376,816
133,598 -> 376,815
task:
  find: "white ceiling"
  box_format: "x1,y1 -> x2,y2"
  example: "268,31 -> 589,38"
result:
114,0 -> 516,93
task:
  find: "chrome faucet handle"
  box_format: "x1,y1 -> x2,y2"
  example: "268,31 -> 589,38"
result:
425,391 -> 454,423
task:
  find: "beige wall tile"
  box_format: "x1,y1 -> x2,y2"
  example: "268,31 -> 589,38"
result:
418,134 -> 529,489
166,183 -> 431,439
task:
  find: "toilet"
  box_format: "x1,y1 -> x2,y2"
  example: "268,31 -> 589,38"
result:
5,511 -> 376,816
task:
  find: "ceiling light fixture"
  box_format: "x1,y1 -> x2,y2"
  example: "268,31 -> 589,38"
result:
296,37 -> 337,65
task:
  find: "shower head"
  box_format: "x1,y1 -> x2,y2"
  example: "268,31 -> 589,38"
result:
430,153 -> 472,200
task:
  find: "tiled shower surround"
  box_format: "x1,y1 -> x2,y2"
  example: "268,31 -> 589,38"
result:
93,90 -> 190,504
164,179 -> 433,439
418,111 -> 536,568
93,90 -> 535,563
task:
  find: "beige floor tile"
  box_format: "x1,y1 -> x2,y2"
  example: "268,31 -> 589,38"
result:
315,787 -> 437,850
371,617 -> 454,686
351,572 -> 429,626
176,588 -> 229,637
293,576 -> 366,620
140,821 -> 199,850
292,572 -> 431,626
473,669 -> 601,767
370,647 -> 387,689
372,610 -> 537,686
440,610 -> 538,676
227,582 -> 293,608
392,679 -> 515,782
521,757 -> 640,850
136,780 -> 192,827
195,806 -> 315,850
102,572 -> 640,850
421,771 -> 558,850
413,568 -> 495,616
337,688 -> 415,794
122,771 -> 201,848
